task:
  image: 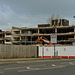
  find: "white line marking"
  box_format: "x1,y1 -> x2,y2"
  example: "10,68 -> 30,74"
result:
18,68 -> 41,72
68,62 -> 74,65
4,64 -> 46,70
27,67 -> 30,70
18,70 -> 29,72
18,66 -> 65,72
4,66 -> 26,70
52,64 -> 55,67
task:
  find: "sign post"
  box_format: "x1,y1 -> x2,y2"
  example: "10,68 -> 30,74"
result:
51,33 -> 57,59
42,41 -> 44,58
54,43 -> 55,59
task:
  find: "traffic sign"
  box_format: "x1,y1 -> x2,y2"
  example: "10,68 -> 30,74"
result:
51,33 -> 57,43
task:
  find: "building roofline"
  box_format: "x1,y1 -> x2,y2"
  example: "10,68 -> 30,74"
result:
12,25 -> 75,30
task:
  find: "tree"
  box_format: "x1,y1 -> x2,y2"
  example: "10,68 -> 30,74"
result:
55,14 -> 60,19
47,14 -> 54,24
47,14 -> 60,24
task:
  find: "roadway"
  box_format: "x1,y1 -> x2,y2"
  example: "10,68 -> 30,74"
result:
0,59 -> 75,75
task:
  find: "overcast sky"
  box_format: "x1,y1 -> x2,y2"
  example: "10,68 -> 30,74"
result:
0,0 -> 75,30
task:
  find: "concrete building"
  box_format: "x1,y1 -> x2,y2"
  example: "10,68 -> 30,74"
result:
4,29 -> 12,44
0,29 -> 12,44
0,19 -> 75,45
11,25 -> 75,45
52,19 -> 69,26
0,30 -> 5,44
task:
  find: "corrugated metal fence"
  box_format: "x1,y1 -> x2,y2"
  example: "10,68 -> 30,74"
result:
0,45 -> 38,59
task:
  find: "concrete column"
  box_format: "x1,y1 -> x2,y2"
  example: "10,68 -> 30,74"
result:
74,28 -> 75,39
38,29 -> 39,33
5,33 -> 6,37
74,35 -> 75,39
20,30 -> 21,44
25,35 -> 26,45
20,37 -> 21,40
4,40 -> 6,44
61,19 -> 62,26
38,29 -> 39,39
20,30 -> 21,40
31,33 -> 32,45
74,27 -> 75,32
20,30 -> 21,34
25,31 -> 28,45
55,28 -> 57,33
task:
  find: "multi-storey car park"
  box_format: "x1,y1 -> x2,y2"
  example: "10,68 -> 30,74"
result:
0,19 -> 75,45
11,25 -> 75,45
0,30 -> 12,44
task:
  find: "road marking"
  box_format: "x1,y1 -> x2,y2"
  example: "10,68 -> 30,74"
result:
18,68 -> 41,72
52,64 -> 55,67
68,62 -> 74,65
4,66 -> 26,70
4,64 -> 46,70
18,66 -> 65,72
27,67 -> 30,70
18,70 -> 30,72
30,64 -> 46,67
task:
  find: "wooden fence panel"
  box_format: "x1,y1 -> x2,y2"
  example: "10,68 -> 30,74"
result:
0,45 -> 38,58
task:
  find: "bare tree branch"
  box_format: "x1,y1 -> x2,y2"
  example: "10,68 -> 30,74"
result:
47,14 -> 60,24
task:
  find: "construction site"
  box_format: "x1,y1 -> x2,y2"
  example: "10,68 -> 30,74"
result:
11,19 -> 75,45
0,19 -> 75,58
0,30 -> 12,44
0,19 -> 75,46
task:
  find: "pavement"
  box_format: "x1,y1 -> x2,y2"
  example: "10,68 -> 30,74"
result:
0,58 -> 60,63
0,57 -> 74,63
0,59 -> 75,75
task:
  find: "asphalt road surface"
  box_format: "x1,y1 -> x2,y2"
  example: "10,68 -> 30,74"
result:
0,59 -> 75,75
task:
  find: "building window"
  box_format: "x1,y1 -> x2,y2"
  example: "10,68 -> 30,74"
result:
6,33 -> 11,35
6,40 -> 10,42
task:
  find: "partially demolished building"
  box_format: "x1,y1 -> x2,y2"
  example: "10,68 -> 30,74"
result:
0,19 -> 75,45
0,29 -> 12,44
12,25 -> 75,45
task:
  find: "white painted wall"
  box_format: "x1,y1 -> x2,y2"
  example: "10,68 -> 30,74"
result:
39,46 -> 75,58
5,42 -> 12,44
39,47 -> 54,57
5,29 -> 12,44
56,46 -> 75,56
5,35 -> 12,37
5,40 -> 12,44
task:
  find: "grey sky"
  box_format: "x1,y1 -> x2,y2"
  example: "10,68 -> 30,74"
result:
0,0 -> 75,30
